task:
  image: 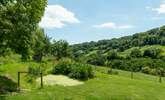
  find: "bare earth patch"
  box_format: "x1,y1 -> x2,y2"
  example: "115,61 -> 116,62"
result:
36,75 -> 84,86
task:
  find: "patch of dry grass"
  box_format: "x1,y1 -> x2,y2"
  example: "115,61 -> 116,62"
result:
36,75 -> 84,86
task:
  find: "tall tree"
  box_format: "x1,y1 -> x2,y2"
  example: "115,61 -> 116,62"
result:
32,28 -> 51,62
0,0 -> 47,60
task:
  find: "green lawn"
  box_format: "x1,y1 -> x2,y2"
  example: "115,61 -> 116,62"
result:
1,61 -> 165,100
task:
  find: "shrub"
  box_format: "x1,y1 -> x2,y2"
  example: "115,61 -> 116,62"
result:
141,66 -> 151,74
52,58 -> 94,80
68,63 -> 94,80
107,50 -> 119,60
150,68 -> 157,75
52,58 -> 73,75
28,66 -> 41,77
130,48 -> 142,58
143,48 -> 162,58
87,51 -> 106,66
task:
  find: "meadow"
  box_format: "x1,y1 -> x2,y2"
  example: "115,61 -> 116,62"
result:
0,58 -> 165,100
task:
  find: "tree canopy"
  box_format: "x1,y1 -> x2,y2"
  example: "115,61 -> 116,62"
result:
0,0 -> 47,60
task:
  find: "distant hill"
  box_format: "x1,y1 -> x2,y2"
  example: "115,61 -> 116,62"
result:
71,26 -> 165,74
71,25 -> 165,55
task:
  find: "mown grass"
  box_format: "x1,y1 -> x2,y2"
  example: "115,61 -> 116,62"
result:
0,54 -> 165,100
0,61 -> 165,100
5,71 -> 165,100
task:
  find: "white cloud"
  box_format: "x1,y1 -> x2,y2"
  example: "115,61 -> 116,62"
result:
94,22 -> 116,29
39,5 -> 80,29
94,22 -> 133,29
152,3 -> 165,14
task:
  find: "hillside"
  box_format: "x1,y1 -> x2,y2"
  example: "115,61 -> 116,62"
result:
70,26 -> 165,77
71,25 -> 165,55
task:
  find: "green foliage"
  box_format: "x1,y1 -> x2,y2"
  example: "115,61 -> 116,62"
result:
51,40 -> 72,60
68,63 -> 94,80
27,63 -> 47,82
0,0 -> 47,60
72,26 -> 165,59
0,75 -> 17,93
87,51 -> 106,66
108,58 -> 165,76
32,28 -> 51,62
143,48 -> 162,58
52,58 -> 73,75
107,50 -> 119,60
0,53 -> 20,64
52,58 -> 94,80
141,66 -> 152,74
130,48 -> 142,58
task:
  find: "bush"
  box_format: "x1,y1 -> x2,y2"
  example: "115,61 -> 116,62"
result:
143,48 -> 162,58
130,48 -> 142,58
68,63 -> 94,80
107,50 -> 119,60
150,68 -> 157,75
52,58 -> 94,80
141,66 -> 151,74
52,58 -> 73,75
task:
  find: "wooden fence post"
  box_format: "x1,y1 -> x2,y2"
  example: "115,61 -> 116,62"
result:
40,72 -> 43,88
17,72 -> 20,88
131,70 -> 133,79
159,75 -> 162,83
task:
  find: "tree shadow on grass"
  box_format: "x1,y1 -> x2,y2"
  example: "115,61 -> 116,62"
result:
0,95 -> 6,100
0,75 -> 17,94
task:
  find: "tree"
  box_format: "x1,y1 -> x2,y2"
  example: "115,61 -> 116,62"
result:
158,26 -> 165,37
32,28 -> 51,62
143,35 -> 160,45
0,0 -> 47,60
51,40 -> 72,60
130,48 -> 142,58
87,51 -> 106,66
143,48 -> 162,58
107,50 -> 119,60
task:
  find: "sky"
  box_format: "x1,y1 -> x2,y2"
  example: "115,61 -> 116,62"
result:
39,0 -> 165,44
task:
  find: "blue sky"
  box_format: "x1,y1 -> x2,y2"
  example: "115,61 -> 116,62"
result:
39,0 -> 165,44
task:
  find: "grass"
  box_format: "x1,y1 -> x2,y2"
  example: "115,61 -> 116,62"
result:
1,57 -> 165,100
36,75 -> 84,86
119,45 -> 165,57
4,71 -> 165,100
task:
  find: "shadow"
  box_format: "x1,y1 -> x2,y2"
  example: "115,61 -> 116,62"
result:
0,75 -> 17,94
0,95 -> 6,100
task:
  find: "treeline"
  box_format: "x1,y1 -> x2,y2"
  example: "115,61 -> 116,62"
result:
79,47 -> 165,76
71,26 -> 165,54
71,26 -> 165,76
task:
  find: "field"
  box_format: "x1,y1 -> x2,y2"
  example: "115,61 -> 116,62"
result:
0,60 -> 165,100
